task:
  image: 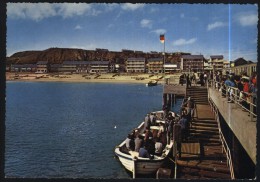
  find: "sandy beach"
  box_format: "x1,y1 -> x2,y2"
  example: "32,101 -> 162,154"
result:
6,72 -> 172,84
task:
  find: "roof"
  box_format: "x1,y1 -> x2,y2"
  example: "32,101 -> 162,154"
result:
181,55 -> 204,60
147,58 -> 163,62
89,61 -> 110,65
210,55 -> 224,59
63,61 -> 90,65
127,58 -> 145,61
37,61 -> 48,65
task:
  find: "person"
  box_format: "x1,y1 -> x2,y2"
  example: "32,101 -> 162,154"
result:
154,137 -> 163,155
134,134 -> 143,152
149,113 -> 157,126
157,122 -> 167,146
166,112 -> 175,144
241,76 -> 250,110
204,72 -> 208,84
125,134 -> 135,151
145,137 -> 155,156
186,74 -> 191,88
144,114 -> 151,129
144,127 -> 153,141
225,76 -> 235,103
183,97 -> 195,121
199,73 -> 204,86
178,110 -> 189,141
139,144 -> 152,159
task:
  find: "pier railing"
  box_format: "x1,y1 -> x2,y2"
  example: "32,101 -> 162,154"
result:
207,79 -> 257,121
209,99 -> 235,179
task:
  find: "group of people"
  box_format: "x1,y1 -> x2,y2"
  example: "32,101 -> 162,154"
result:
124,98 -> 195,159
180,72 -> 209,87
215,71 -> 257,114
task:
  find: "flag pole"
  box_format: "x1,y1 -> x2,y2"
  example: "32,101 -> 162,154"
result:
163,35 -> 165,75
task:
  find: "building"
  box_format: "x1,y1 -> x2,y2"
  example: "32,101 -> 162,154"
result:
180,55 -> 205,73
11,64 -> 37,72
229,62 -> 257,76
164,63 -> 179,74
58,61 -> 90,73
208,55 -> 224,71
126,57 -> 146,73
36,61 -> 49,73
147,58 -> 164,73
89,61 -> 111,73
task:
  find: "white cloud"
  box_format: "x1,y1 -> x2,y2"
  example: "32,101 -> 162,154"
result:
173,38 -> 197,46
55,3 -> 93,18
7,3 -> 96,21
121,3 -> 145,11
236,12 -> 258,26
74,25 -> 82,30
7,3 -> 57,21
140,19 -> 152,28
207,21 -> 226,31
151,29 -> 167,35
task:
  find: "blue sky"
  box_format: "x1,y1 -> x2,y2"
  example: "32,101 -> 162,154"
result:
7,3 -> 258,62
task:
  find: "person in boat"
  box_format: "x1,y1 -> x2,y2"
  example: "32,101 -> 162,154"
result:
144,127 -> 153,142
125,133 -> 135,151
154,137 -> 163,156
149,113 -> 157,126
144,114 -> 151,129
145,137 -> 155,156
158,122 -> 167,147
139,143 -> 152,159
134,134 -> 143,152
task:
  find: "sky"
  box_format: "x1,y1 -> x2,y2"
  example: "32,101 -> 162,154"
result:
7,3 -> 258,62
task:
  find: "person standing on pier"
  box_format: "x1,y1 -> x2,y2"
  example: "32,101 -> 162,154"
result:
199,73 -> 204,86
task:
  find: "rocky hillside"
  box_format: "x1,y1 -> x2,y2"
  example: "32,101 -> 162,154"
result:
6,47 -> 190,65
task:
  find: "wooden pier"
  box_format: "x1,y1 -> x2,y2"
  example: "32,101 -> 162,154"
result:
161,84 -> 232,179
176,102 -> 231,179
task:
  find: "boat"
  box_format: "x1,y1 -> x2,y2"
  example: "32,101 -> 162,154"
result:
114,110 -> 175,178
146,80 -> 158,86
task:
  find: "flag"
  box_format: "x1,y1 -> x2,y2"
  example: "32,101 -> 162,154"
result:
160,34 -> 165,43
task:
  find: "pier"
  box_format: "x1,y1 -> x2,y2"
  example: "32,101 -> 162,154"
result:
160,77 -> 256,179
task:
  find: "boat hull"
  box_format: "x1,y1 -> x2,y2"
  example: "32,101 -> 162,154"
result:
115,112 -> 174,176
115,149 -> 167,174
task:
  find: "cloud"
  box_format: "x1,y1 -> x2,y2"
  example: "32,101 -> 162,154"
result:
74,25 -> 82,30
55,3 -> 93,18
207,21 -> 226,31
7,3 -> 57,21
173,38 -> 197,46
140,19 -> 152,28
151,29 -> 167,35
7,3 -> 96,21
121,3 -> 145,11
236,12 -> 258,26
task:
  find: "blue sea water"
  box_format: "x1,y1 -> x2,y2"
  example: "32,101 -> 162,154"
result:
5,82 -> 182,178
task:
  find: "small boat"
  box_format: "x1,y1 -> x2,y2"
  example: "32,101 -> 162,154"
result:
114,111 -> 174,178
146,80 -> 158,86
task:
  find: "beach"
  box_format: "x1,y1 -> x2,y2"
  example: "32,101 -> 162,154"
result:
6,72 -> 170,84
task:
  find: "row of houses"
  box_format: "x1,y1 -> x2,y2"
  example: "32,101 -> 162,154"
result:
7,55 -> 256,75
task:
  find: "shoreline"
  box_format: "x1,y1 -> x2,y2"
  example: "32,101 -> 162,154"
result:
5,72 -> 173,84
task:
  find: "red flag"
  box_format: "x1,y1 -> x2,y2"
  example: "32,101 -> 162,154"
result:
160,34 -> 165,43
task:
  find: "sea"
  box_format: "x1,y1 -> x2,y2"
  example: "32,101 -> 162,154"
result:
5,81 -> 182,178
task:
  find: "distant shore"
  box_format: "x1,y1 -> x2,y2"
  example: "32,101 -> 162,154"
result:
6,72 -> 174,84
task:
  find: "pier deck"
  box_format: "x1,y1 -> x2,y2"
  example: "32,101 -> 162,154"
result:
176,103 -> 231,179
